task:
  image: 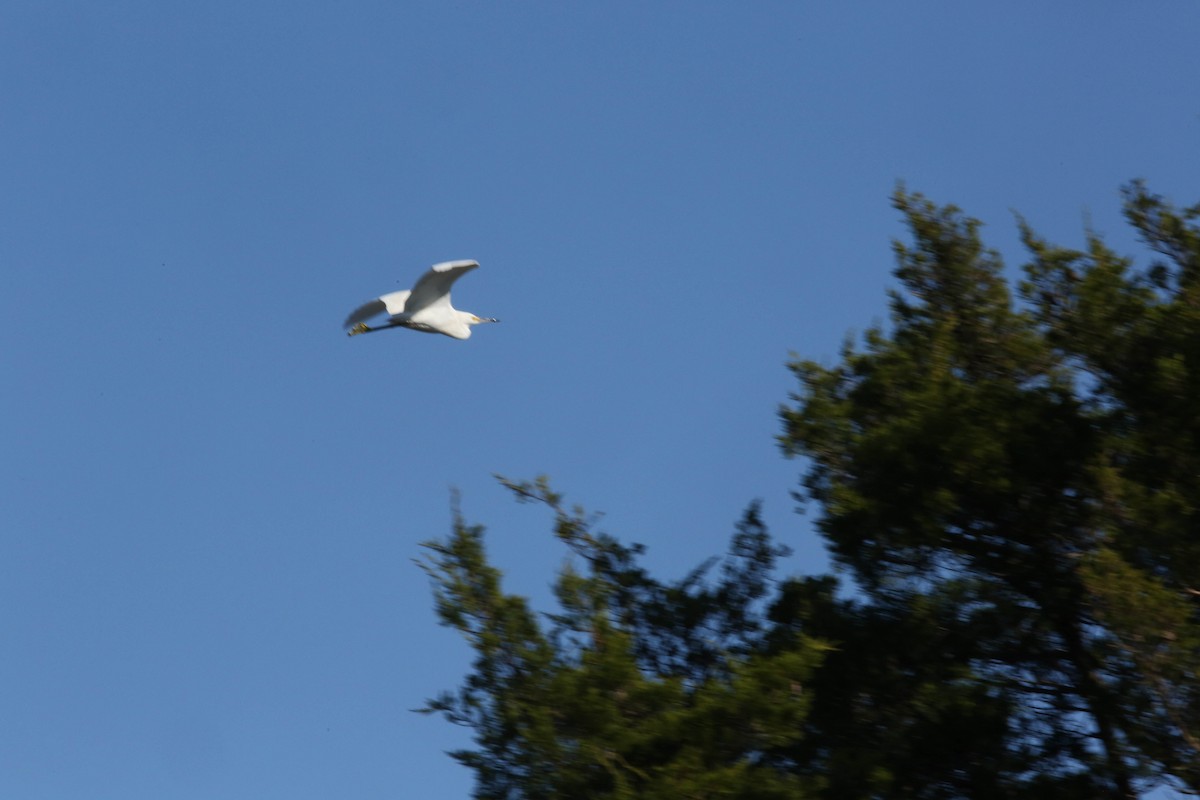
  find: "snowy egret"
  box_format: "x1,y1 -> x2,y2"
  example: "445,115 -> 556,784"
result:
343,259 -> 499,340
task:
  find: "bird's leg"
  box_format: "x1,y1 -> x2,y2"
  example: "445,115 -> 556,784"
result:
348,320 -> 410,336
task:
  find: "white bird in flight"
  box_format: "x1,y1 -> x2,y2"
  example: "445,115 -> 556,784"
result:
343,260 -> 499,340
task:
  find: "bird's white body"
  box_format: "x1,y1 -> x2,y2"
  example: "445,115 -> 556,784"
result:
344,260 -> 498,340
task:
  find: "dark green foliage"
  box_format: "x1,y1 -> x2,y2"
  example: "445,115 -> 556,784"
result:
422,184 -> 1199,799
419,481 -> 827,800
781,183 -> 1200,797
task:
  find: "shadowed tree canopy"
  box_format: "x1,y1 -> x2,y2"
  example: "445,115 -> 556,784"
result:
781,183 -> 1200,798
418,480 -> 827,800
421,184 -> 1200,799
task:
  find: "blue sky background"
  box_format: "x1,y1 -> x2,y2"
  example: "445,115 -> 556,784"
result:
3,3 -> 1199,798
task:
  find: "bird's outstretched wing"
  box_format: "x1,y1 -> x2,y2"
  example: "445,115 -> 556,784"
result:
343,298 -> 387,330
406,260 -> 479,314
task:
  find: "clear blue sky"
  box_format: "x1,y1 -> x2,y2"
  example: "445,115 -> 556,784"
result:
3,3 -> 1198,798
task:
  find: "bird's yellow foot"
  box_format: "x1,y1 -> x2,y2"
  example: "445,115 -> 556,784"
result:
348,323 -> 370,336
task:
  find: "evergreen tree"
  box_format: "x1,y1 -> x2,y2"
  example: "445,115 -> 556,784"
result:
780,183 -> 1200,797
422,184 -> 1199,799
419,480 -> 827,800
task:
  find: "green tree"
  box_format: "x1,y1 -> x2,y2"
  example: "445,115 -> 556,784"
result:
764,575 -> 1045,799
421,184 -> 1199,799
419,480 -> 828,800
780,183 -> 1200,797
